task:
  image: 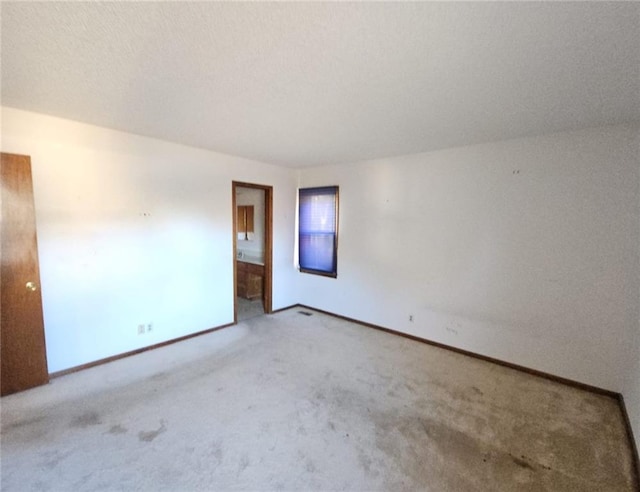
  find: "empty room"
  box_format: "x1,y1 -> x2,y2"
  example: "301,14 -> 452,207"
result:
1,2 -> 639,491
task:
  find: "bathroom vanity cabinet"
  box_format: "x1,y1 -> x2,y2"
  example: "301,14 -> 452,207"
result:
236,260 -> 264,300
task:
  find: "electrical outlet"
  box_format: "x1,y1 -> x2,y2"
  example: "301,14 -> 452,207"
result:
409,315 -> 414,322
147,323 -> 153,332
137,324 -> 145,335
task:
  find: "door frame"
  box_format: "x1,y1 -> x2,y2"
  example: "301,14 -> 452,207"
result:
232,181 -> 273,323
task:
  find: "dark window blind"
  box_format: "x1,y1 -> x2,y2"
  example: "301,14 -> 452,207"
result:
299,186 -> 338,276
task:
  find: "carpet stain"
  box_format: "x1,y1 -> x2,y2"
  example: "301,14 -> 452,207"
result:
470,386 -> 484,396
305,458 -> 316,473
372,412 -> 488,489
149,371 -> 168,381
358,453 -> 373,473
3,415 -> 45,430
39,450 -> 72,470
106,424 -> 127,435
511,455 -> 534,470
138,420 -> 166,442
238,454 -> 250,474
72,473 -> 95,489
70,412 -> 101,428
210,441 -> 224,464
33,480 -> 51,491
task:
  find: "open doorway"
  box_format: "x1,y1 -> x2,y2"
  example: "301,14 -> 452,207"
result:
232,181 -> 273,323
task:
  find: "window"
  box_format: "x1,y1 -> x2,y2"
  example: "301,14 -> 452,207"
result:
298,186 -> 339,277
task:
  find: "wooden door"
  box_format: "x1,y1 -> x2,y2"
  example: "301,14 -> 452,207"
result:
1,153 -> 49,396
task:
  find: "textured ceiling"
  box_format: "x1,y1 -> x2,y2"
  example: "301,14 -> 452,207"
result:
2,2 -> 639,168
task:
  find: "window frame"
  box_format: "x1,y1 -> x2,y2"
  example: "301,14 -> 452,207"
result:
298,185 -> 339,278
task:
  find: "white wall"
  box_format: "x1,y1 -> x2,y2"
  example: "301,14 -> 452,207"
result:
1,107 -> 299,373
298,124 -> 640,396
236,187 -> 265,260
3,106 -> 638,449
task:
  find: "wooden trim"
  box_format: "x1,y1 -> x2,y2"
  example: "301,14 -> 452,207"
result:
232,184 -> 238,324
233,181 -> 270,191
618,394 -> 640,487
49,322 -> 234,379
334,186 -> 339,277
270,304 -> 299,314
295,304 -> 619,398
232,181 -> 273,319
264,185 -> 273,314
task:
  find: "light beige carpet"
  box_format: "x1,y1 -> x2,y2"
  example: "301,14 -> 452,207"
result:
237,297 -> 265,322
1,308 -> 636,491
